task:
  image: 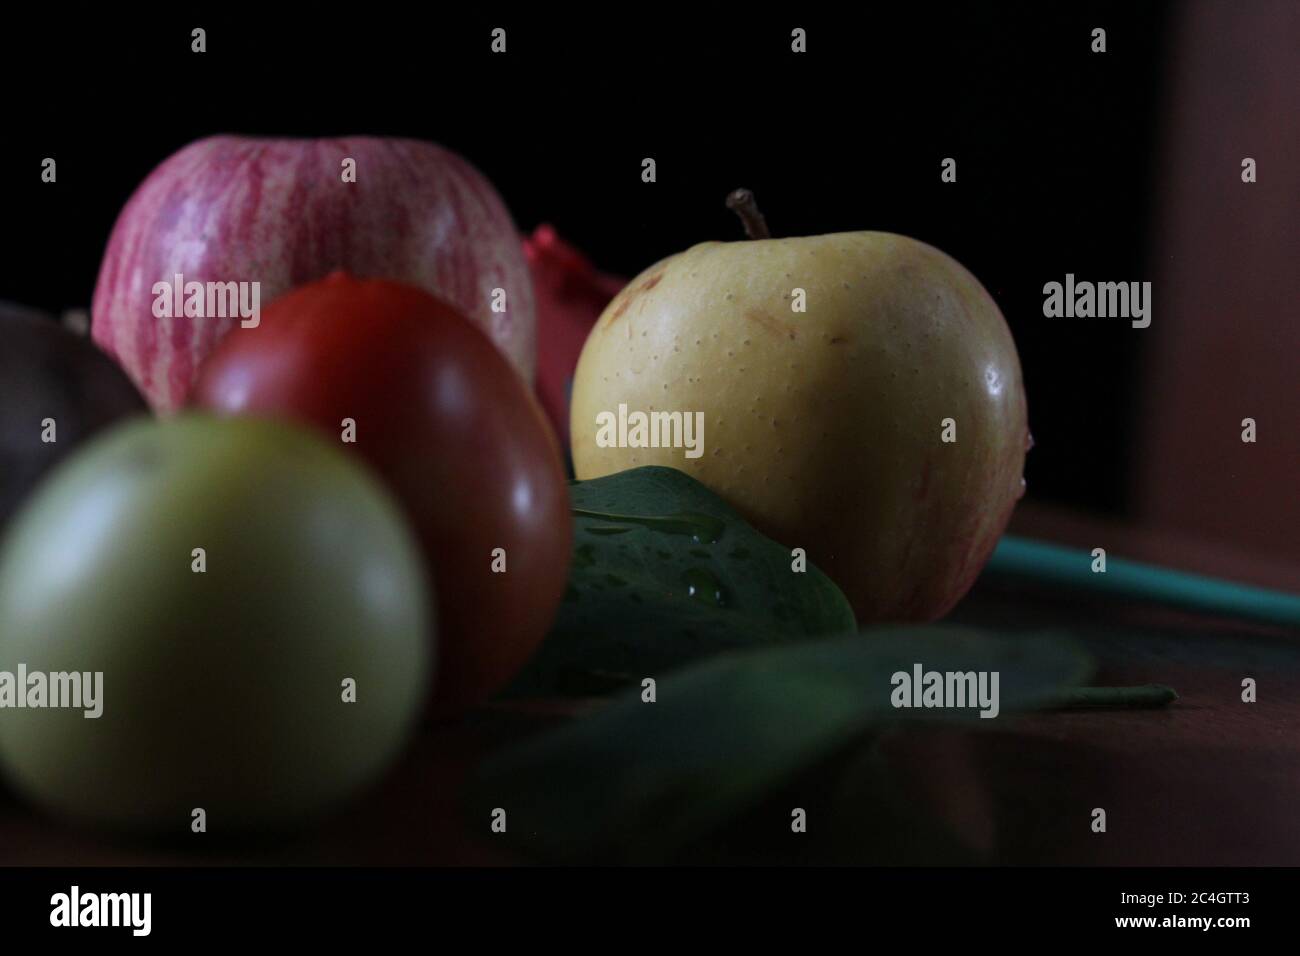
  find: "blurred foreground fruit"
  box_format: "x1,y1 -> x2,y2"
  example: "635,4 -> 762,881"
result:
1,305 -> 148,530
92,135 -> 536,410
191,273 -> 570,716
0,416 -> 430,831
571,201 -> 1028,623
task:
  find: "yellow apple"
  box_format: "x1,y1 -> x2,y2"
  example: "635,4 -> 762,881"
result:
570,222 -> 1028,623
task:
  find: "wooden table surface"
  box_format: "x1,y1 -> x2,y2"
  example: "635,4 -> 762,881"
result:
3,501 -> 1298,866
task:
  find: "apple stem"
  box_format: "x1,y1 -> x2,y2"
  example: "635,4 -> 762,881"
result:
726,189 -> 770,240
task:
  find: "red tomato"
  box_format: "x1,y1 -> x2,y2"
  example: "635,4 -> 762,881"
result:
190,272 -> 571,716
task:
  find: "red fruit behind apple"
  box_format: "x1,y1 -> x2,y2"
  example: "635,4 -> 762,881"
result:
93,136 -> 535,411
525,225 -> 626,450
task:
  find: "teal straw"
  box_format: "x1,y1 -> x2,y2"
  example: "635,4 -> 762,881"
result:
986,535 -> 1300,628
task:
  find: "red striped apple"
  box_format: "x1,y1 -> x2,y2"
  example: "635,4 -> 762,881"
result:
92,136 -> 535,411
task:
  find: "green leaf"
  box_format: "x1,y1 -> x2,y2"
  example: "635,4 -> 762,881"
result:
505,466 -> 857,697
470,626 -> 1094,863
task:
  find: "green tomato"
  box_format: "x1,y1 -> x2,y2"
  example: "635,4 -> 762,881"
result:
0,415 -> 431,832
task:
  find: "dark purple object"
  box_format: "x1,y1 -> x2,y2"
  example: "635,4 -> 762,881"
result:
1,302 -> 149,528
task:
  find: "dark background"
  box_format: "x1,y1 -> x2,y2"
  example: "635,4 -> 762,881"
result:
0,3 -> 1271,528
